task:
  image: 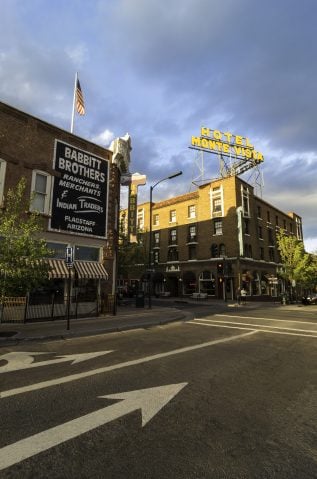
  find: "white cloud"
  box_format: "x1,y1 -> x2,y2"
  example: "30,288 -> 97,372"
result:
304,238 -> 317,254
91,129 -> 114,147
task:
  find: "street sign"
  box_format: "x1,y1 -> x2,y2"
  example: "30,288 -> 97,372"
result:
65,246 -> 74,267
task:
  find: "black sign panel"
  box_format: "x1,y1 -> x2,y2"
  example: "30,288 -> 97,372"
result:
50,140 -> 109,238
128,183 -> 137,237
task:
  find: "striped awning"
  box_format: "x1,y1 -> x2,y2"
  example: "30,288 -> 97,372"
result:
48,259 -> 70,279
74,261 -> 108,280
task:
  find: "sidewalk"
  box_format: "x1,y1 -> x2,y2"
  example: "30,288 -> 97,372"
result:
1,299 -> 316,346
0,305 -> 194,345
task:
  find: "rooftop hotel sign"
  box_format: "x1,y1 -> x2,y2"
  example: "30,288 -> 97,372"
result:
49,140 -> 109,238
191,127 -> 264,163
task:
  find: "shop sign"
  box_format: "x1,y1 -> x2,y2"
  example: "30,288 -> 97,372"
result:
50,140 -> 109,238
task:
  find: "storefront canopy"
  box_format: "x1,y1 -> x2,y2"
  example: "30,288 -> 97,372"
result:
73,261 -> 108,280
48,259 -> 70,279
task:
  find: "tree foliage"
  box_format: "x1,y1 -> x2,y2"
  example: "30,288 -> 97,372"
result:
117,216 -> 148,279
0,178 -> 51,297
276,231 -> 316,289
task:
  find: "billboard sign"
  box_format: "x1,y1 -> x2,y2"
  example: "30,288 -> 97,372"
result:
49,140 -> 109,238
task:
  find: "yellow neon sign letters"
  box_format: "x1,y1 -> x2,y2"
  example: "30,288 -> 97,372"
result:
191,127 -> 264,162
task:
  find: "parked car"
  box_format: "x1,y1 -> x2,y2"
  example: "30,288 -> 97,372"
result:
302,295 -> 317,305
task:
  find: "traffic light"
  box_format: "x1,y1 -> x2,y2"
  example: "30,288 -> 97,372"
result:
217,262 -> 224,275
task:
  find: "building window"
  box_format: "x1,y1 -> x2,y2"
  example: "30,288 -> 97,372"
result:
75,245 -> 100,261
211,186 -> 224,217
268,228 -> 274,246
244,244 -> 252,258
188,245 -> 197,260
275,215 -> 279,226
211,243 -> 218,258
296,217 -> 302,240
137,209 -> 144,230
213,198 -> 222,213
167,248 -> 179,262
199,271 -> 216,296
169,210 -> 176,223
242,185 -> 250,217
269,248 -> 275,262
154,231 -> 160,246
260,247 -> 264,260
257,205 -> 262,219
267,211 -> 271,223
30,170 -> 51,214
290,223 -> 293,233
46,242 -> 67,259
169,229 -> 177,245
258,226 -> 263,239
0,159 -> 7,206
213,219 -> 223,235
188,225 -> 197,242
188,205 -> 196,218
219,243 -> 226,256
244,219 -> 250,235
283,219 -> 287,230
153,214 -> 159,226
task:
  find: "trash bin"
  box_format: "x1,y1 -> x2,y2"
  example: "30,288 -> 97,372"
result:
135,291 -> 145,308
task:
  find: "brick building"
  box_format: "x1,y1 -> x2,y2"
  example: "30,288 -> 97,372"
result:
0,101 -> 131,317
121,175 -> 303,300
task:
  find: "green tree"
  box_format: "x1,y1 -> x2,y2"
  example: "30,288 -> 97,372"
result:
276,231 -> 316,291
0,177 -> 51,297
117,215 -> 148,279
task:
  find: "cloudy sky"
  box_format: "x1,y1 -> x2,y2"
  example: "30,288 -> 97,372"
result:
1,0 -> 316,252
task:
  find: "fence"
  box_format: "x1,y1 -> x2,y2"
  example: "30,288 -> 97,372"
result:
0,297 -> 27,323
0,292 -> 117,323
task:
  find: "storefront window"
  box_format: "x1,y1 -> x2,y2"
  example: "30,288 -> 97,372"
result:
46,242 -> 67,259
75,246 -> 100,261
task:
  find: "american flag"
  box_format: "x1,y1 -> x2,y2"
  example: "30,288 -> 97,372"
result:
76,78 -> 85,115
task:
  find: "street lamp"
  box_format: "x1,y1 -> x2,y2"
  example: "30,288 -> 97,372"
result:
148,171 -> 183,308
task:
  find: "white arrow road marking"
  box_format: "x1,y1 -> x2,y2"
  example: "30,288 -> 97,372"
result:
0,351 -> 113,373
0,383 -> 187,471
0,330 -> 256,399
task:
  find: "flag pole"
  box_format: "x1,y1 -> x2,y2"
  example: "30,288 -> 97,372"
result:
70,72 -> 78,133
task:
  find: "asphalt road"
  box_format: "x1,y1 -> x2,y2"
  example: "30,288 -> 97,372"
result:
1,304 -> 317,478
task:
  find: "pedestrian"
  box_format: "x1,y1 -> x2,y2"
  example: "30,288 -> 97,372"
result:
236,287 -> 241,305
241,288 -> 247,305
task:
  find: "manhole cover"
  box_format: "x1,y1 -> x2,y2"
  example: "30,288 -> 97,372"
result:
0,331 -> 17,338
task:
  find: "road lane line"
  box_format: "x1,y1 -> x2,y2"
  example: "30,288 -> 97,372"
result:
195,318 -> 317,334
0,330 -> 257,399
215,314 -> 317,326
189,321 -> 317,338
